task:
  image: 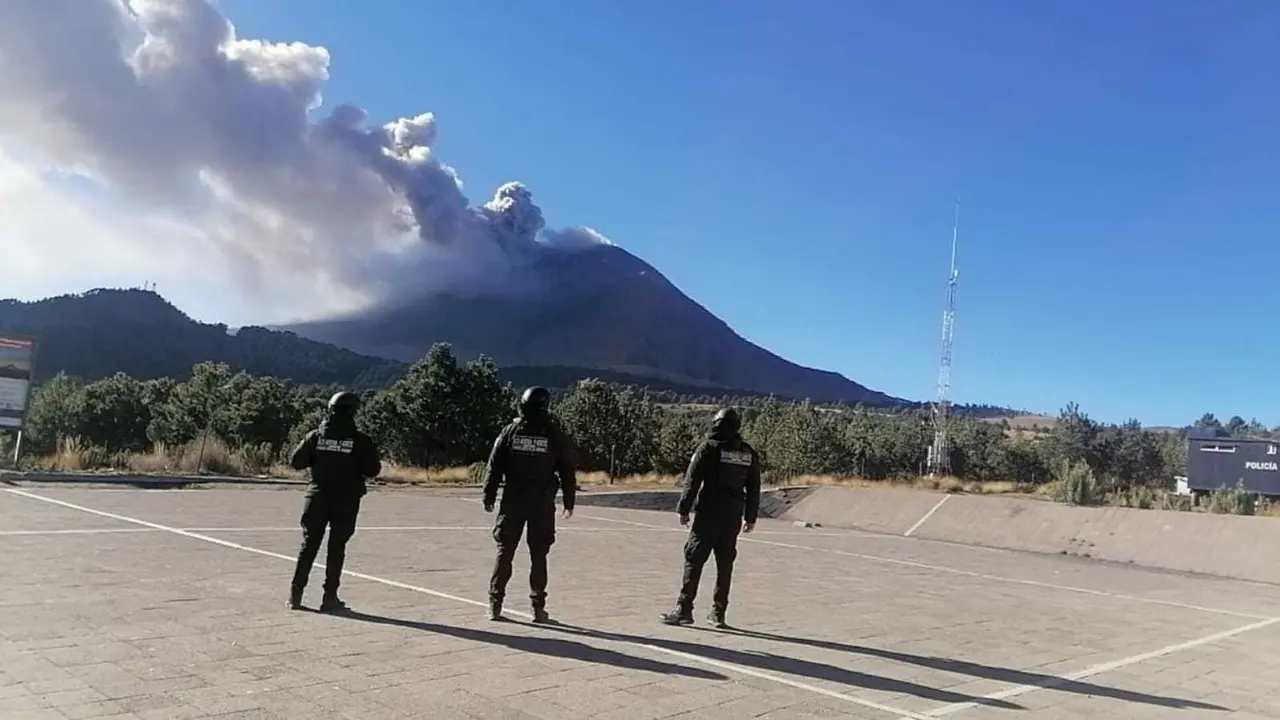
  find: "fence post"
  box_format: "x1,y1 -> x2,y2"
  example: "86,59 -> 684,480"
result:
11,430 -> 23,468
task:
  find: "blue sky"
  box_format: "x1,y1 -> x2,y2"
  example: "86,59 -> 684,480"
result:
32,0 -> 1280,426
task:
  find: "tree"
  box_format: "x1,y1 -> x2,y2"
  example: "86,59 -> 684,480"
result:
147,362 -> 238,447
653,409 -> 705,475
224,376 -> 302,453
362,344 -> 514,468
1047,402 -> 1100,466
24,373 -> 86,454
1194,413 -> 1227,438
4,347 -> 1246,495
77,373 -> 151,452
554,379 -> 660,476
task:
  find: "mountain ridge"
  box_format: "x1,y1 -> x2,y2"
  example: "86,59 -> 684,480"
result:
0,288 -> 882,403
0,289 -> 402,389
0,287 -> 1027,417
285,244 -> 903,405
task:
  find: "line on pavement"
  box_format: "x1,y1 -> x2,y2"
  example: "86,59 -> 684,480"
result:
4,488 -> 932,720
0,528 -> 157,536
0,525 -> 722,536
579,514 -> 1270,621
904,495 -> 949,537
914,615 -> 1280,718
184,526 -> 496,532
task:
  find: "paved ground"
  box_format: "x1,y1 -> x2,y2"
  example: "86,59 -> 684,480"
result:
2,484 -> 1280,720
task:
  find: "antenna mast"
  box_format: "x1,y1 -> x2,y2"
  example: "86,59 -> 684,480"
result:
927,198 -> 960,477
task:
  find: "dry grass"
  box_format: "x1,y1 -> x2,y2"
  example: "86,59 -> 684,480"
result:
373,466 -> 684,489
373,467 -> 1025,495
984,414 -> 1058,440
373,464 -> 474,486
998,414 -> 1059,430
27,437 -> 1273,519
21,440 -> 1280,519
27,435 -> 281,477
792,473 -> 1026,495
18,441 -> 1026,496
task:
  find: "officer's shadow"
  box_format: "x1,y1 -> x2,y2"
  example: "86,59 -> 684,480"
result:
695,626 -> 1227,713
336,610 -> 726,681
536,621 -> 1024,711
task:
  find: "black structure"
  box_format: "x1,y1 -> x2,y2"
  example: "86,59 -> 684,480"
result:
1186,435 -> 1280,496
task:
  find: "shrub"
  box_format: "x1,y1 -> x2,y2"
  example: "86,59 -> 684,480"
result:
238,442 -> 278,475
1047,458 -> 1099,506
1207,481 -> 1257,516
1109,485 -> 1161,510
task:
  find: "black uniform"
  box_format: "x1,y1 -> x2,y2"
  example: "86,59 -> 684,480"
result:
661,408 -> 761,628
482,386 -> 577,623
287,392 -> 382,613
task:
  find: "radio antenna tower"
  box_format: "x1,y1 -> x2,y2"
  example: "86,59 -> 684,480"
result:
927,198 -> 961,477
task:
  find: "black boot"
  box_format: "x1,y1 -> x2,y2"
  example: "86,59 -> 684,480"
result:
707,607 -> 727,629
488,599 -> 504,622
287,586 -> 304,611
532,607 -> 550,624
659,605 -> 694,626
319,591 -> 347,614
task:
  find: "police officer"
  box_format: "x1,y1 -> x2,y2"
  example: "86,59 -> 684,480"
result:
660,407 -> 761,628
482,386 -> 577,623
287,391 -> 382,613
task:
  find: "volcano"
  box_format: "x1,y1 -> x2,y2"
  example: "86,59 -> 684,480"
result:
285,244 -> 900,405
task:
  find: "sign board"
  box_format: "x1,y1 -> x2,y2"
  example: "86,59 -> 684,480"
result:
1187,437 -> 1280,496
0,334 -> 37,430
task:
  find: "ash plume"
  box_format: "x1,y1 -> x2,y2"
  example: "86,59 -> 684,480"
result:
0,0 -> 614,320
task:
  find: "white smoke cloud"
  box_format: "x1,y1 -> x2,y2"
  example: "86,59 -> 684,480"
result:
541,226 -> 616,250
0,0 -> 612,323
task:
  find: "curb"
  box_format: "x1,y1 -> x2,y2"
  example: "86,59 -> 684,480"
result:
0,471 -> 306,488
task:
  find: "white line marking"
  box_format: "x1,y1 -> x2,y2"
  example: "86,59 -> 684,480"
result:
178,526 -> 683,534
572,517 -> 855,539
0,525 -> 697,536
579,514 -> 1269,620
451,496 -> 1007,547
914,615 -> 1280,718
904,495 -> 949,537
0,526 -> 494,536
183,526 -> 497,532
5,488 -> 929,720
0,528 -> 157,536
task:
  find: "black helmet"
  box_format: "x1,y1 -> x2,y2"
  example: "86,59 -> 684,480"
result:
518,386 -> 551,418
711,407 -> 740,433
328,391 -> 361,416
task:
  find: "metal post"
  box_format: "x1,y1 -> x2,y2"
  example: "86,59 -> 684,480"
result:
11,430 -> 22,467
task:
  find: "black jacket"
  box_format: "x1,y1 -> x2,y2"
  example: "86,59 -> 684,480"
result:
289,414 -> 382,499
482,414 -> 577,512
677,428 -> 762,523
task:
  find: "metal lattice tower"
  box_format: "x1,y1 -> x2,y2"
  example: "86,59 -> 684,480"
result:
927,200 -> 960,477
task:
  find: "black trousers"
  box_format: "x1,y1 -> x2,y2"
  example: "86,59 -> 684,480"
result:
291,492 -> 362,594
489,508 -> 556,609
678,512 -> 742,612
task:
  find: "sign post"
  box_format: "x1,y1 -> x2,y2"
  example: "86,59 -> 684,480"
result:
0,333 -> 39,467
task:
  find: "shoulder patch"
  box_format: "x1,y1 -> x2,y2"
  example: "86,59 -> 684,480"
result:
720,450 -> 753,467
512,434 -> 550,454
